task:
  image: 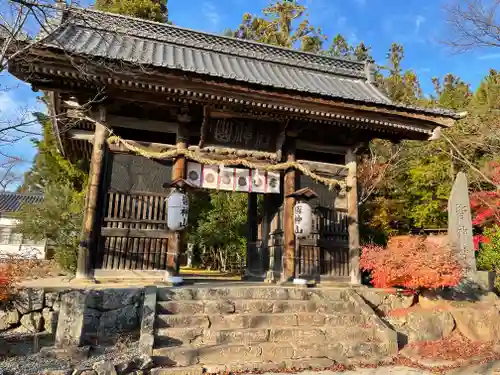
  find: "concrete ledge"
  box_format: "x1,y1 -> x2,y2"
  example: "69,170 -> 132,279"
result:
140,285 -> 157,356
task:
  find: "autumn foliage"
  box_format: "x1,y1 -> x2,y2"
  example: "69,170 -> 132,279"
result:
360,236 -> 463,290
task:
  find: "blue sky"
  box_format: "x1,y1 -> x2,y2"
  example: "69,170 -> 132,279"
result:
0,0 -> 498,188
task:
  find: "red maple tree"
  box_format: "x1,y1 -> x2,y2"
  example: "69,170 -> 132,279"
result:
360,236 -> 462,290
471,161 -> 500,250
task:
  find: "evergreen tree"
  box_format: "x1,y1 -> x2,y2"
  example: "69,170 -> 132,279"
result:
228,0 -> 326,52
94,0 -> 168,23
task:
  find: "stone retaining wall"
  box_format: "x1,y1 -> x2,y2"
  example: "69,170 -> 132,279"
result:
0,287 -> 145,346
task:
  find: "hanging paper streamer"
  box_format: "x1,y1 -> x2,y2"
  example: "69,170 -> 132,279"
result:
201,165 -> 219,190
186,162 -> 202,187
219,167 -> 235,191
235,168 -> 251,192
251,169 -> 266,193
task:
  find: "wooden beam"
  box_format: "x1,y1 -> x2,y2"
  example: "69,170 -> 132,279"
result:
101,228 -> 171,239
296,140 -> 351,155
67,129 -> 94,142
346,148 -> 361,285
297,160 -> 348,178
76,106 -> 108,280
282,138 -> 297,282
107,115 -> 178,134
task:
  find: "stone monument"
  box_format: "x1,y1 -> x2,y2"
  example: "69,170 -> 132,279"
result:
448,172 -> 477,281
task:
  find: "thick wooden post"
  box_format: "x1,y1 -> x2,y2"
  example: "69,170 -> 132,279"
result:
246,193 -> 259,276
76,107 -> 108,280
346,148 -> 361,285
282,139 -> 296,282
167,125 -> 189,275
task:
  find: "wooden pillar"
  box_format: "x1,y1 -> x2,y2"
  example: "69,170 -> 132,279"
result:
346,148 -> 361,285
167,125 -> 189,275
282,138 -> 296,282
76,107 -> 108,280
246,193 -> 258,276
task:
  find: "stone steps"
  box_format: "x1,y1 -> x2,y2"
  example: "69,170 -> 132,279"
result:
152,340 -> 390,368
156,311 -> 369,329
151,286 -> 398,372
156,299 -> 355,315
157,286 -> 346,302
156,325 -> 378,346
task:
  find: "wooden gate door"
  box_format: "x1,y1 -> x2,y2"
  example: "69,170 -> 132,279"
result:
298,175 -> 350,281
95,152 -> 175,270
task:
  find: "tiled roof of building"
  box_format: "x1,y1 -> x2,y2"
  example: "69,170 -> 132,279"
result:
0,192 -> 44,213
37,7 -> 459,118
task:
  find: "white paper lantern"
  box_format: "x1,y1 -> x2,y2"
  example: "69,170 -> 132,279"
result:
294,202 -> 312,239
167,190 -> 189,231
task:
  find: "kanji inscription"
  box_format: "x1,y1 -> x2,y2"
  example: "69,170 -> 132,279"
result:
205,118 -> 277,152
448,172 -> 476,280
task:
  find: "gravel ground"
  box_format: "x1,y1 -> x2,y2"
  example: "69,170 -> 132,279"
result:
0,340 -> 142,375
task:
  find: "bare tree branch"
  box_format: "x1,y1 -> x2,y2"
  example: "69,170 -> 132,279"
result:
443,0 -> 500,52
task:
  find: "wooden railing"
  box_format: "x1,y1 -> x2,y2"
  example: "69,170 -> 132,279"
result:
97,191 -> 174,270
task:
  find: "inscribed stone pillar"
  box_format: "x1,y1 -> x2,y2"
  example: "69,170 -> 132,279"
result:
448,172 -> 477,279
282,139 -> 296,282
55,290 -> 88,348
76,107 -> 108,280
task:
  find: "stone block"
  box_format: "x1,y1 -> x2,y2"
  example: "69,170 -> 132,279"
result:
55,290 -> 88,348
45,292 -> 61,308
198,344 -> 261,364
0,307 -> 19,330
270,328 -> 326,343
405,310 -> 455,342
205,328 -> 269,345
157,301 -> 204,315
284,358 -> 335,370
160,288 -> 194,301
20,311 -> 43,332
452,307 -> 500,342
296,313 -> 326,326
272,300 -> 315,313
209,314 -> 248,329
43,308 -> 58,334
259,343 -> 295,362
327,313 -> 366,326
140,285 -> 156,356
204,300 -> 235,314
247,313 -> 297,328
153,347 -> 199,366
41,370 -> 72,375
157,327 -> 204,345
294,342 -> 344,360
98,305 -> 139,336
233,300 -> 273,313
87,289 -> 143,311
92,360 -> 117,375
150,367 -> 203,375
14,288 -> 44,314
157,314 -> 209,329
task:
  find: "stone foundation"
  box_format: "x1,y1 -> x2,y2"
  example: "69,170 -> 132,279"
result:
0,287 -> 145,347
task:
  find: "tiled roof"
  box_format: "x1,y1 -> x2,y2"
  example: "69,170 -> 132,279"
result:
38,7 -> 459,118
0,193 -> 44,213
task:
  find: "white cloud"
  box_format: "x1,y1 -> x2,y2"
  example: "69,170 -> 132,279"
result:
415,15 -> 426,33
203,2 -> 220,29
477,53 -> 500,60
0,91 -> 17,120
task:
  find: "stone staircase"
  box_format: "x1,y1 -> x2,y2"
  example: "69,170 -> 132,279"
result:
151,286 -> 397,374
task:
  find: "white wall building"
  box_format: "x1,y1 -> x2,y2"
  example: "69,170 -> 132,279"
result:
0,192 -> 46,259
